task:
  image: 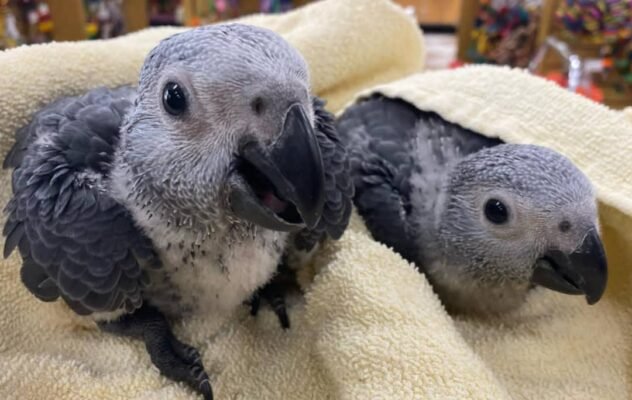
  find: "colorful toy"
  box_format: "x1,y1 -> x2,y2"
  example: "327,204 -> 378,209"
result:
556,0 -> 632,45
34,1 -> 51,35
85,0 -> 125,39
11,0 -> 53,44
556,1 -> 632,91
467,0 -> 541,68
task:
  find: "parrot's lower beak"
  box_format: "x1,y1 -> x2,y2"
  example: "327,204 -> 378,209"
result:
229,104 -> 326,232
531,229 -> 608,304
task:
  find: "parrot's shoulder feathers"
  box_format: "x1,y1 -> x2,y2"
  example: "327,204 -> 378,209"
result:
3,86 -> 136,170
3,86 -> 157,316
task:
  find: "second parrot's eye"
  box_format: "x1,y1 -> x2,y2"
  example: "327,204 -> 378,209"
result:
163,82 -> 187,115
484,199 -> 509,224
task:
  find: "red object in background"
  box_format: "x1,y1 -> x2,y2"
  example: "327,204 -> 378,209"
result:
449,60 -> 466,69
541,71 -> 604,103
448,59 -> 603,103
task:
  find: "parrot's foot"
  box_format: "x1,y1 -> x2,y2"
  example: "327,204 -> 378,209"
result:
99,305 -> 213,400
249,263 -> 298,329
145,330 -> 212,400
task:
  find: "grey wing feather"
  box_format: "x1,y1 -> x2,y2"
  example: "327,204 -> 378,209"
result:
411,104 -> 502,171
406,102 -> 503,228
3,86 -> 158,316
336,96 -> 421,263
293,98 -> 354,251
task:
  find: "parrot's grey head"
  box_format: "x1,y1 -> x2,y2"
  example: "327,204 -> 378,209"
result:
430,144 -> 607,314
118,23 -> 325,233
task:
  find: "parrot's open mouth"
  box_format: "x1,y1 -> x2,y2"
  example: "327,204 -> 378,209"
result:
236,159 -> 302,224
228,104 -> 325,232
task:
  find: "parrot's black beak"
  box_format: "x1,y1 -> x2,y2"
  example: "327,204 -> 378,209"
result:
230,104 -> 326,232
531,229 -> 608,304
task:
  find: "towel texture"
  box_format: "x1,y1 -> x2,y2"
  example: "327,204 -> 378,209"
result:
0,1 -> 630,399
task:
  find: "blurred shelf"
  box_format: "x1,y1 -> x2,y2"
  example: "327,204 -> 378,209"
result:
123,0 -> 149,33
393,0 -> 460,26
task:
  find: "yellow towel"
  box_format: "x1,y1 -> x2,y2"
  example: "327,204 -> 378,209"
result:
0,1 -> 629,399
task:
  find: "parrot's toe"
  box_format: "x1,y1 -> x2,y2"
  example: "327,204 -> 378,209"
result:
249,287 -> 290,329
100,305 -> 214,400
170,337 -> 203,365
249,263 -> 297,330
147,333 -> 213,400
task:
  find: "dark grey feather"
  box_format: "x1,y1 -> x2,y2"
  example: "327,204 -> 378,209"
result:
336,96 -> 420,262
3,86 -> 159,316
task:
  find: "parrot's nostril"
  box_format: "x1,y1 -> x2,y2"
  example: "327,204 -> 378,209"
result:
251,97 -> 265,115
559,220 -> 571,232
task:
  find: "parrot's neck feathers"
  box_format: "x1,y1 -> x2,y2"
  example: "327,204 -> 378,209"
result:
109,159 -> 232,239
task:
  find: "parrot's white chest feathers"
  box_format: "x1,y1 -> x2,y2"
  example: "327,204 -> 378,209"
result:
141,222 -> 287,318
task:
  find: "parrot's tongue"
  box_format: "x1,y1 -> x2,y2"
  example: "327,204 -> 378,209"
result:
260,191 -> 288,214
236,158 -> 301,224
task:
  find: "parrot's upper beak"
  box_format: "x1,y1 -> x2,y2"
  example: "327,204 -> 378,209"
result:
531,229 -> 608,304
229,104 -> 326,232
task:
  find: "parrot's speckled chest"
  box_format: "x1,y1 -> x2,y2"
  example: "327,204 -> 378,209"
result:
141,223 -> 287,318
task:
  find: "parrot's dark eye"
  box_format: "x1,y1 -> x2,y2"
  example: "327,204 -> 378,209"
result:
484,199 -> 509,224
162,82 -> 187,116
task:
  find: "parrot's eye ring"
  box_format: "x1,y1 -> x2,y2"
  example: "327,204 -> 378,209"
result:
162,82 -> 187,116
484,198 -> 509,224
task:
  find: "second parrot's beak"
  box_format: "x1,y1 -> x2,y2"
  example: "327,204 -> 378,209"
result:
531,229 -> 608,304
230,104 -> 326,232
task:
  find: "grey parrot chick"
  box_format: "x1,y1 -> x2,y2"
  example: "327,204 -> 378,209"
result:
337,96 -> 607,315
3,24 -> 352,399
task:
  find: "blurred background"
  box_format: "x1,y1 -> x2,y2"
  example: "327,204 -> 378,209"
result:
0,0 -> 630,109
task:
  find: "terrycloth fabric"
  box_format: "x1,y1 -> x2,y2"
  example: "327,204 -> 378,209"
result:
0,1 -> 629,399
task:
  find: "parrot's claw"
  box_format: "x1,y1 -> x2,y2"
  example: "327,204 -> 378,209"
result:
249,263 -> 297,329
145,324 -> 213,400
164,337 -> 212,400
199,379 -> 213,400
100,305 -> 213,400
